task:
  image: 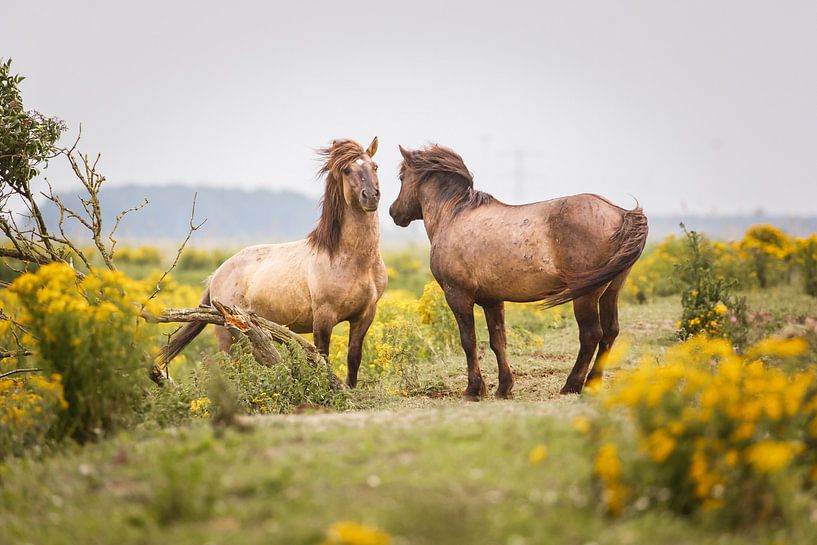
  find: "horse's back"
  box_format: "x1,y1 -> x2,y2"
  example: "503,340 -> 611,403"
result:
209,241 -> 314,332
430,194 -> 633,302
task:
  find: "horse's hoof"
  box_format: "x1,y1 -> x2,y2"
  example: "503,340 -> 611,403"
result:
495,390 -> 514,400
559,384 -> 582,395
462,390 -> 483,402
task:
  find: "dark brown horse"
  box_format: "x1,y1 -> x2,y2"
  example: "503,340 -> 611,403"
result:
389,144 -> 648,399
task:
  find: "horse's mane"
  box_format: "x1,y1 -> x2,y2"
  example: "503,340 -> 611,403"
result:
407,145 -> 494,216
307,139 -> 365,257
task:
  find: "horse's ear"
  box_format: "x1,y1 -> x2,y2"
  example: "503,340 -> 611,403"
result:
366,136 -> 378,158
398,145 -> 412,162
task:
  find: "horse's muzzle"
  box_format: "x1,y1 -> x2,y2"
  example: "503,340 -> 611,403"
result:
361,198 -> 379,212
389,207 -> 410,227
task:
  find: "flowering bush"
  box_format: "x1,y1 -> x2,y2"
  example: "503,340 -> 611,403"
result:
0,372 -> 66,458
797,234 -> 817,297
739,225 -> 795,289
587,335 -> 817,525
675,227 -> 747,345
4,263 -> 161,441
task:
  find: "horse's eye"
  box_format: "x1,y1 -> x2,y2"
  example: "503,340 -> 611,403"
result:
373,163 -> 378,171
343,167 -> 351,175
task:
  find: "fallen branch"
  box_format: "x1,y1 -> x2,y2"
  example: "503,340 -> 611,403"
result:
142,302 -> 344,389
0,367 -> 40,379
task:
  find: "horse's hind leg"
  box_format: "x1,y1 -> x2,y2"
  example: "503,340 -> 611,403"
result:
444,289 -> 486,401
560,288 -> 605,395
586,269 -> 630,386
483,301 -> 514,399
214,325 -> 234,353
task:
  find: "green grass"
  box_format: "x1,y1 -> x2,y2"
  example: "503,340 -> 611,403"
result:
2,287 -> 816,544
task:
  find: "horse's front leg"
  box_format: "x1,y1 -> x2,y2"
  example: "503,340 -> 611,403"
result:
482,301 -> 514,399
444,289 -> 486,401
346,307 -> 376,388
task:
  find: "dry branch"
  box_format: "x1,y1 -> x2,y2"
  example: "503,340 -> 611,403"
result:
0,367 -> 40,379
142,302 -> 344,389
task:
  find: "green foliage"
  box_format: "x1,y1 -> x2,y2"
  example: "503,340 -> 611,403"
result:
143,337 -> 350,426
177,247 -> 230,272
222,338 -> 350,414
624,235 -> 688,303
676,226 -> 746,344
147,442 -> 220,526
0,58 -> 66,191
798,235 -> 817,297
381,246 -> 432,295
114,245 -> 162,267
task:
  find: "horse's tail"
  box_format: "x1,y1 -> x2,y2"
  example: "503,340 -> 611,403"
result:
542,206 -> 649,308
157,287 -> 211,366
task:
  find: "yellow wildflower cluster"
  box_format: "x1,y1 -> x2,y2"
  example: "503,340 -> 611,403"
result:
625,224 -> 816,303
0,373 -> 66,426
417,282 -> 460,352
740,224 -> 795,261
678,298 -> 729,337
114,245 -> 162,266
591,334 -> 817,519
249,391 -> 281,413
321,521 -> 391,545
2,263 -> 171,441
0,373 -> 67,457
593,443 -> 627,514
189,396 -> 212,417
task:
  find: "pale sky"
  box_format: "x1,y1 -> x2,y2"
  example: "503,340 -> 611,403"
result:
3,1 -> 816,215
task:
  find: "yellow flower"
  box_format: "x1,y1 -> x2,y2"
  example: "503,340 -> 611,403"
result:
321,521 -> 391,545
594,443 -> 622,481
572,416 -> 591,434
747,337 -> 808,359
528,444 -> 549,464
646,430 -> 676,463
713,302 -> 728,316
189,396 -> 211,417
745,441 -> 802,473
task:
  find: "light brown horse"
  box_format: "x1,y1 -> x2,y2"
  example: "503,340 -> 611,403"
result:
162,137 -> 387,387
389,144 -> 648,399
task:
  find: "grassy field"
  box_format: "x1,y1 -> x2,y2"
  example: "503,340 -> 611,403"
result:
2,285 -> 817,545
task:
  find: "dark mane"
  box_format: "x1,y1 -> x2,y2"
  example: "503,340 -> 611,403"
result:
407,145 -> 494,215
307,139 -> 365,257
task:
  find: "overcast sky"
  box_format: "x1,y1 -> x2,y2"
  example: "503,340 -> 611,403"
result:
3,1 -> 816,215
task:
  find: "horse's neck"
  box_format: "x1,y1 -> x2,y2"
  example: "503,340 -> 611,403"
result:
337,207 -> 381,260
418,181 -> 453,241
